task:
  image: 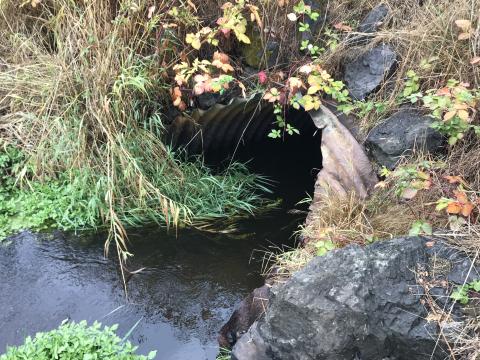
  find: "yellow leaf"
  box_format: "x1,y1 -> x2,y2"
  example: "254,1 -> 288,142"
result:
186,33 -> 201,50
457,109 -> 469,121
443,110 -> 457,121
307,75 -> 322,87
237,33 -> 251,44
307,85 -> 321,95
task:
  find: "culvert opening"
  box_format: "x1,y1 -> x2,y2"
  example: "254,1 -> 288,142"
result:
168,101 -> 323,207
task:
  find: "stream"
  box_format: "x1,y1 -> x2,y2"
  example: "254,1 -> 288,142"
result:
0,210 -> 302,359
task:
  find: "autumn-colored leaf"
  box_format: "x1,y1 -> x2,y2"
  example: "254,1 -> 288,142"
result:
458,32 -> 472,40
443,110 -> 457,121
471,57 -> 480,65
444,175 -> 467,186
447,202 -> 462,214
333,22 -> 352,32
453,190 -> 469,204
213,51 -> 229,64
457,109 -> 470,121
258,71 -> 267,84
288,77 -> 304,92
264,87 -> 281,102
461,202 -> 474,217
185,33 -> 201,50
436,87 -> 451,96
455,19 -> 472,32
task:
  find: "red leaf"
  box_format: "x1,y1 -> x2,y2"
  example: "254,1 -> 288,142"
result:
436,87 -> 451,96
258,71 -> 267,84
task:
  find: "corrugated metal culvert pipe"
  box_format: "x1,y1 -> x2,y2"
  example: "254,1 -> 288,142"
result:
166,95 -> 377,205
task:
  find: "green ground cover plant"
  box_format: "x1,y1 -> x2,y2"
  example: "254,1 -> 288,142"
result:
0,321 -> 156,360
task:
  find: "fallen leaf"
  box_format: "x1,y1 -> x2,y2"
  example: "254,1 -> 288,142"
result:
444,175 -> 467,185
443,110 -> 457,121
461,202 -> 474,217
455,19 -> 472,32
436,87 -> 451,96
213,51 -> 230,64
458,32 -> 472,40
447,202 -> 462,214
425,241 -> 436,248
333,22 -> 352,32
470,57 -> 480,65
454,190 -> 469,203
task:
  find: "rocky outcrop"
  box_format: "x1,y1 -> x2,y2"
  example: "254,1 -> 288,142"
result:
231,237 -> 479,360
365,109 -> 445,169
358,4 -> 389,33
344,44 -> 397,100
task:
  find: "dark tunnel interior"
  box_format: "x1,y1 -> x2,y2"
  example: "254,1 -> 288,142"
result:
168,104 -> 323,207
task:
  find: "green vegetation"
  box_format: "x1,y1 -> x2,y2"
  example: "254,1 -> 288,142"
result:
0,321 -> 156,360
0,0 -> 273,265
451,280 -> 480,305
0,143 -> 268,242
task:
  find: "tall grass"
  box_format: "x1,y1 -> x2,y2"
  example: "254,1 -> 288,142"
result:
0,0 -> 269,273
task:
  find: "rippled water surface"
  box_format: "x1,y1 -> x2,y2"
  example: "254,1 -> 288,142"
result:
0,212 -> 300,359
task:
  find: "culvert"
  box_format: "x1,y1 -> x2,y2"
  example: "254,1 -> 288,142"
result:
167,95 -> 378,207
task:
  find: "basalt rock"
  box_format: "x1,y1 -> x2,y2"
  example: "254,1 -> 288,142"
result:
344,44 -> 397,100
358,4 -> 389,33
365,109 -> 445,169
230,237 -> 478,360
218,285 -> 270,348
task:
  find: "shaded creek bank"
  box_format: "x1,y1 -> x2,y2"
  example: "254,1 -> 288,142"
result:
0,210 -> 302,359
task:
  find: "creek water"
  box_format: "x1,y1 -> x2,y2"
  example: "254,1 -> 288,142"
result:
0,210 -> 302,359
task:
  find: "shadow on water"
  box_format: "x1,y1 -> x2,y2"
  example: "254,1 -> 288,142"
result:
0,208 -> 303,359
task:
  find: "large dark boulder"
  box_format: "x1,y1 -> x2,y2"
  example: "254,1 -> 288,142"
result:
358,4 -> 389,33
231,237 -> 469,360
365,109 -> 445,169
344,44 -> 397,100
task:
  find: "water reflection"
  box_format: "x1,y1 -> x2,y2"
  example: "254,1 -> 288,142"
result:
0,210 -> 300,359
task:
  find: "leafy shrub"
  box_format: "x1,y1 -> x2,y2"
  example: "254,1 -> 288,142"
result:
0,321 -> 156,360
